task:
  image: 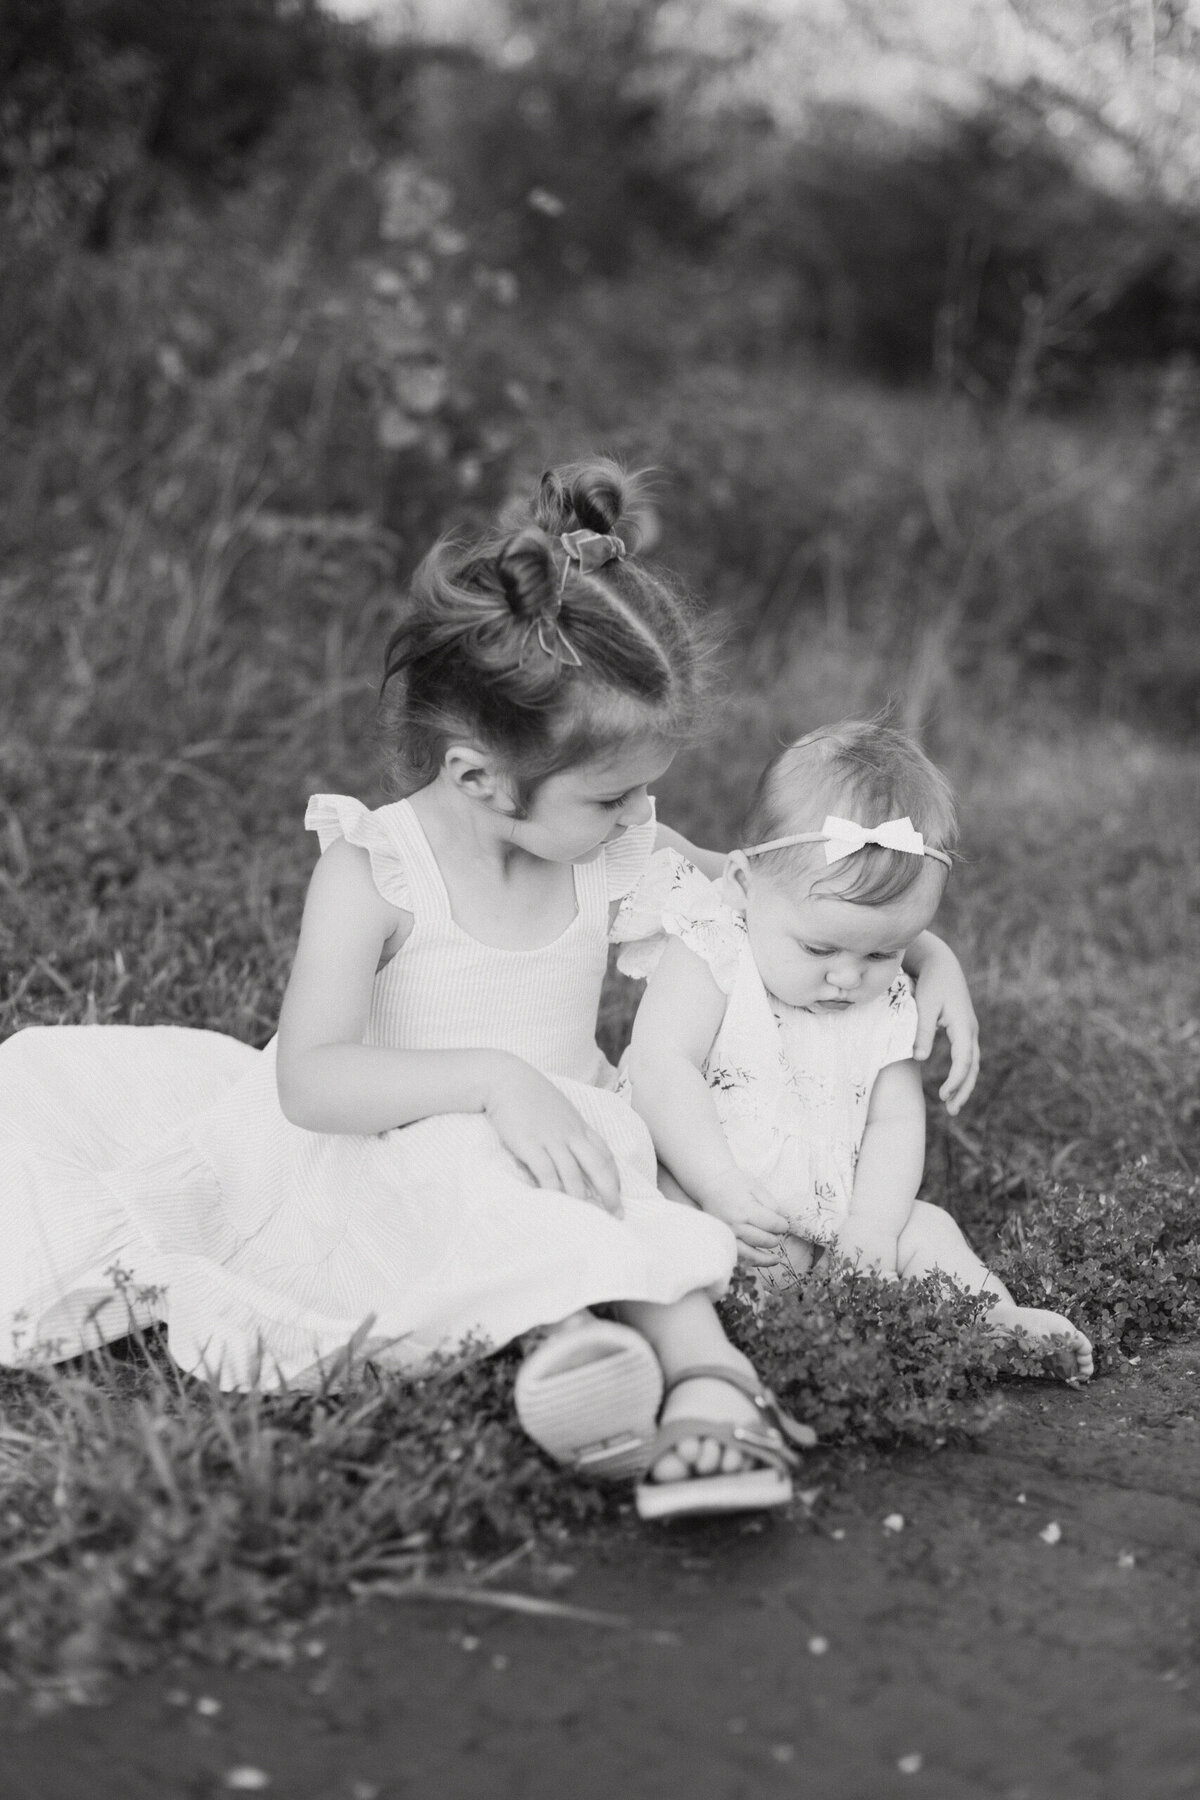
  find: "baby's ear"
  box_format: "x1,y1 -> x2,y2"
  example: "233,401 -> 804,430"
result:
721,850 -> 750,911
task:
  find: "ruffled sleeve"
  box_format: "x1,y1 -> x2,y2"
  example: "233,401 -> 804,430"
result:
877,973 -> 919,1068
600,797 -> 658,901
610,849 -> 744,996
304,794 -> 413,912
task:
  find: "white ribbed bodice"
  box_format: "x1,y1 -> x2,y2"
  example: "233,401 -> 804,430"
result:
366,802 -> 610,1079
305,794 -> 656,1084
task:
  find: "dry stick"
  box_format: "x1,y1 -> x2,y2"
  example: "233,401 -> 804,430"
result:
352,1579 -> 632,1629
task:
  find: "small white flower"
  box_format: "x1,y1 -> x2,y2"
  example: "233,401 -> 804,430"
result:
223,1771 -> 270,1793
1118,1550 -> 1136,1568
882,1513 -> 905,1532
1039,1521 -> 1062,1545
808,1636 -> 829,1655
897,1752 -> 923,1775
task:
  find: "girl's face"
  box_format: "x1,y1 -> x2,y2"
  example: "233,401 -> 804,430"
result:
729,862 -> 944,1012
509,736 -> 676,864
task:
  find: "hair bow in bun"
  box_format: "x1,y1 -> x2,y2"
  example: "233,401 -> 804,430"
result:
560,528 -> 626,582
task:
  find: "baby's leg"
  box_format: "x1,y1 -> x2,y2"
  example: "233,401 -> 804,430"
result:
897,1200 -> 1093,1380
756,1233 -> 817,1297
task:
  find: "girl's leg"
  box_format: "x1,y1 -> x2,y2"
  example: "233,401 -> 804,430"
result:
897,1201 -> 1093,1379
617,1290 -> 763,1480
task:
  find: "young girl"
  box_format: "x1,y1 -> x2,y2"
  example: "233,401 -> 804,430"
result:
0,466 -> 979,1521
616,718 -> 1093,1380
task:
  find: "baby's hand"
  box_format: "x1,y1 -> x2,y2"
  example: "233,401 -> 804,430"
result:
486,1060 -> 622,1214
911,943 -> 980,1114
831,1216 -> 900,1280
702,1170 -> 792,1267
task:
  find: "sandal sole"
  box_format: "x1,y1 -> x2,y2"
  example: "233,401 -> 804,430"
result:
634,1466 -> 793,1520
515,1320 -> 664,1481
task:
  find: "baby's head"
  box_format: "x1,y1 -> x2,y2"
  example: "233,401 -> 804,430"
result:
726,719 -> 957,1012
382,459 -> 706,860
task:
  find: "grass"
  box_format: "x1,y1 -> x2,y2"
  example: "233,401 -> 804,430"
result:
1,679 -> 1195,1695
1,177 -> 1198,1695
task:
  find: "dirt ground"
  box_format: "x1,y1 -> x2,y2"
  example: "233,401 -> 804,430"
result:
6,1345 -> 1200,1800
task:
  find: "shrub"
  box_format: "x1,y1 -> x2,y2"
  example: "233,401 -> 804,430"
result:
990,1161 -> 1200,1372
719,1265 -> 1063,1451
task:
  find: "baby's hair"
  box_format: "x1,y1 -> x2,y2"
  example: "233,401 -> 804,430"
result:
381,459 -> 706,804
742,716 -> 957,906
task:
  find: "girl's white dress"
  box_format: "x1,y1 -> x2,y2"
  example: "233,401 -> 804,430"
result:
0,801 -> 735,1388
613,853 -> 918,1244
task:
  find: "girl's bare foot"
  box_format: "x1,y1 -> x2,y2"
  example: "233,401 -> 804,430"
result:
990,1300 -> 1094,1381
645,1351 -> 763,1484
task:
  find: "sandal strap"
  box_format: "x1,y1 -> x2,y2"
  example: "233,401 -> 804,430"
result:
660,1363 -> 816,1451
643,1415 -> 798,1476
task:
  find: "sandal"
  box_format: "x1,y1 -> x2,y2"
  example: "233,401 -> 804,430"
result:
634,1362 -> 816,1521
515,1313 -> 664,1481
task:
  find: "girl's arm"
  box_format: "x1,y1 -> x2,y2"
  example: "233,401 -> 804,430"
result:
276,842 -> 620,1208
623,937 -> 790,1264
901,930 -> 980,1114
834,1059 -> 926,1276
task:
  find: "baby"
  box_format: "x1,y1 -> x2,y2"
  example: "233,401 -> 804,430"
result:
616,718 -> 1092,1379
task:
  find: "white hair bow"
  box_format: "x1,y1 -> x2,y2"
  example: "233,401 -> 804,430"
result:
818,814 -> 927,864
743,814 -> 951,869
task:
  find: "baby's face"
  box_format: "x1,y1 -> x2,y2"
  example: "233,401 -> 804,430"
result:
730,864 -> 944,1012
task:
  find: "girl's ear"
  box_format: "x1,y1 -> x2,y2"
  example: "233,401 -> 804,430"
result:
721,850 -> 751,911
443,743 -> 517,814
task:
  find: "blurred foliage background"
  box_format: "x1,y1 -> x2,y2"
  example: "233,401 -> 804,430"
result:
4,0 -> 1200,748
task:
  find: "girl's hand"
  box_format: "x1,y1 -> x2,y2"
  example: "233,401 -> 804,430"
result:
832,1216 -> 900,1280
910,940 -> 980,1115
702,1170 -> 792,1267
486,1060 -> 622,1214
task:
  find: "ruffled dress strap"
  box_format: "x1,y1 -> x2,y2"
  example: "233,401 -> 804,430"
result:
601,798 -> 659,902
304,794 -> 413,913
611,849 -> 744,996
876,973 -> 919,1068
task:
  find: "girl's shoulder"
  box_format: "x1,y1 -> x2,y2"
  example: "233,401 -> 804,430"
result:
611,849 -> 745,995
305,793 -> 413,915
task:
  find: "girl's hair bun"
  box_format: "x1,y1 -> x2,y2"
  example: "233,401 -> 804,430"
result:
495,528 -> 559,622
533,458 -> 639,549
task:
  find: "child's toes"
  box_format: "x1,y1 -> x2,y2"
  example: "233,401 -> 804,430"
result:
651,1446 -> 692,1484
689,1435 -> 724,1477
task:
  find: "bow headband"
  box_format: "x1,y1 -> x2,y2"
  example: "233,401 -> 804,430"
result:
742,814 -> 952,870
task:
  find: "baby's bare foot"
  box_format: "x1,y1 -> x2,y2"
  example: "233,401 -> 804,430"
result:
990,1301 -> 1094,1381
647,1355 -> 763,1485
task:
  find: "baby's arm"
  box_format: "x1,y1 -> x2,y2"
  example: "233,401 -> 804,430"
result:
834,1059 -> 927,1277
902,931 -> 980,1114
623,937 -> 790,1265
275,841 -> 620,1208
